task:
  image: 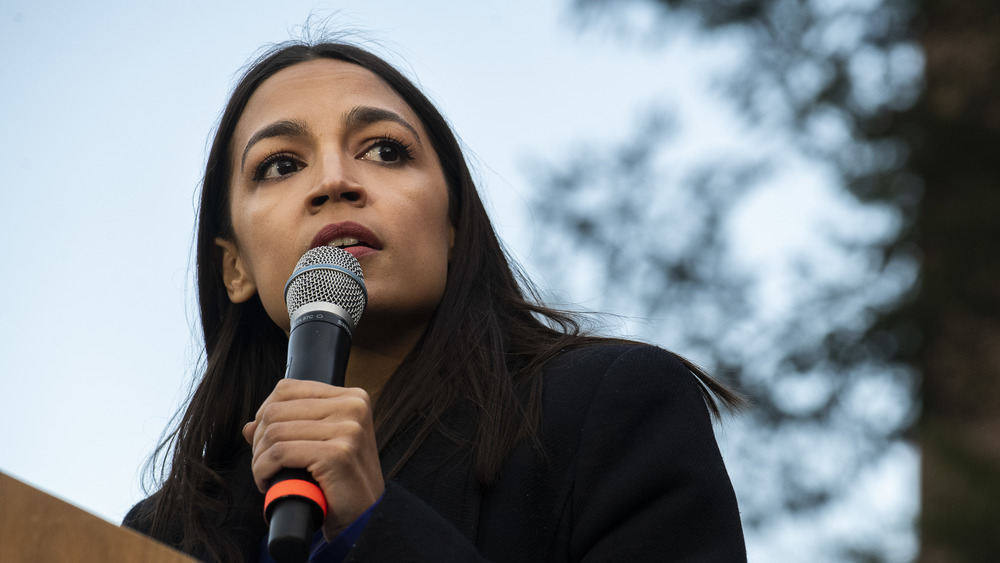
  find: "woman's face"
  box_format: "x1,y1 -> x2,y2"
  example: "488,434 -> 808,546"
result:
218,59 -> 454,337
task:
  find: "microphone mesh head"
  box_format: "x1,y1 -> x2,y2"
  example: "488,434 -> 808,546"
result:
284,246 -> 367,327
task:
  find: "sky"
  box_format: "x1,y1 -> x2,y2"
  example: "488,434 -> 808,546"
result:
0,1 -> 916,561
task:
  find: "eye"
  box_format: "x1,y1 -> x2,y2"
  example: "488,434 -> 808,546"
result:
360,137 -> 414,165
253,154 -> 303,181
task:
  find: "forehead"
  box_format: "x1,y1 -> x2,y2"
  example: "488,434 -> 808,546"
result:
233,58 -> 422,143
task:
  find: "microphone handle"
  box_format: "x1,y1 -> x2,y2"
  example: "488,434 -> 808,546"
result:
266,312 -> 353,563
285,308 -> 353,386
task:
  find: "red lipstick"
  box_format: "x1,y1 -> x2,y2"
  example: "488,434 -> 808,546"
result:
310,221 -> 382,260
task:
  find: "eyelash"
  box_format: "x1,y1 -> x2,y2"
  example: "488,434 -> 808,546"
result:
365,135 -> 415,164
252,151 -> 301,182
249,134 -> 415,181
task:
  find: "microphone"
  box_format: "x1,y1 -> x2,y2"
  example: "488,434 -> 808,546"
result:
265,246 -> 368,563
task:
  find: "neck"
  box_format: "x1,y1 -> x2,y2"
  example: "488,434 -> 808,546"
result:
344,319 -> 427,402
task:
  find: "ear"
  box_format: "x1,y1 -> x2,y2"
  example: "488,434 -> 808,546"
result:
215,238 -> 257,303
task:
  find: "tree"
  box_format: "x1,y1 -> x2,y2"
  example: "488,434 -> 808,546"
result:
524,0 -> 973,559
911,1 -> 1000,560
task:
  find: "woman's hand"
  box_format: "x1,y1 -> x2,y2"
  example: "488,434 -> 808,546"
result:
242,379 -> 385,540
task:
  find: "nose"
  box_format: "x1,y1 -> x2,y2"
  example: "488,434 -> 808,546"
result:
306,154 -> 367,209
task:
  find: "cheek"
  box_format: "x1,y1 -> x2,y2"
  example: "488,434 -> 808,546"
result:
420,206 -> 455,300
368,195 -> 453,315
417,191 -> 454,267
230,198 -> 296,328
246,241 -> 293,325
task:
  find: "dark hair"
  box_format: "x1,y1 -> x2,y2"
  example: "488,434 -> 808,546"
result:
143,41 -> 745,561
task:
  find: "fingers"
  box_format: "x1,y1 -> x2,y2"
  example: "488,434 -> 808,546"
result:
249,419 -> 369,491
244,379 -> 384,535
247,382 -> 372,470
249,387 -> 371,452
254,379 -> 372,419
241,383 -> 361,446
256,391 -> 372,430
242,421 -> 257,444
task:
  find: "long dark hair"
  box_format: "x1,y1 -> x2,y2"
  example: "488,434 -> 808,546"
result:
142,41 -> 745,561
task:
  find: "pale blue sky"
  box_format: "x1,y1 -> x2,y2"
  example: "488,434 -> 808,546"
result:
0,1 -> 915,560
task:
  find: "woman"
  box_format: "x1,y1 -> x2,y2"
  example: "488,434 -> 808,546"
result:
124,41 -> 747,562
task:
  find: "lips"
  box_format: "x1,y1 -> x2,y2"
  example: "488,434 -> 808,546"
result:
310,221 -> 383,260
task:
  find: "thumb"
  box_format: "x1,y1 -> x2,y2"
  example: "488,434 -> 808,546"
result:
242,421 -> 257,445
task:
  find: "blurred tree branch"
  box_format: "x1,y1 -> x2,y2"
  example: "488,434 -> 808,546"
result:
521,0 -> 958,559
530,0 -> 1000,559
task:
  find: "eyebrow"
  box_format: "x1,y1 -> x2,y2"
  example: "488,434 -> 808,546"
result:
342,106 -> 422,145
239,108 -> 422,171
241,119 -> 309,171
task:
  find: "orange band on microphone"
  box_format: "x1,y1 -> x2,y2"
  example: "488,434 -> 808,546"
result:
264,479 -> 328,518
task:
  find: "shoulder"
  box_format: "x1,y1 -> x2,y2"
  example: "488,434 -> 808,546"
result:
536,341 -> 712,469
544,341 -> 693,378
540,341 -> 702,412
540,342 -> 746,560
551,341 -> 719,452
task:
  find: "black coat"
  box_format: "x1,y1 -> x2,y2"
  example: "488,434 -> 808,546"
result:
125,343 -> 746,562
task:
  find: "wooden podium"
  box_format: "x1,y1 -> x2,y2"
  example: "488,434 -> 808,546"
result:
0,471 -> 197,562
